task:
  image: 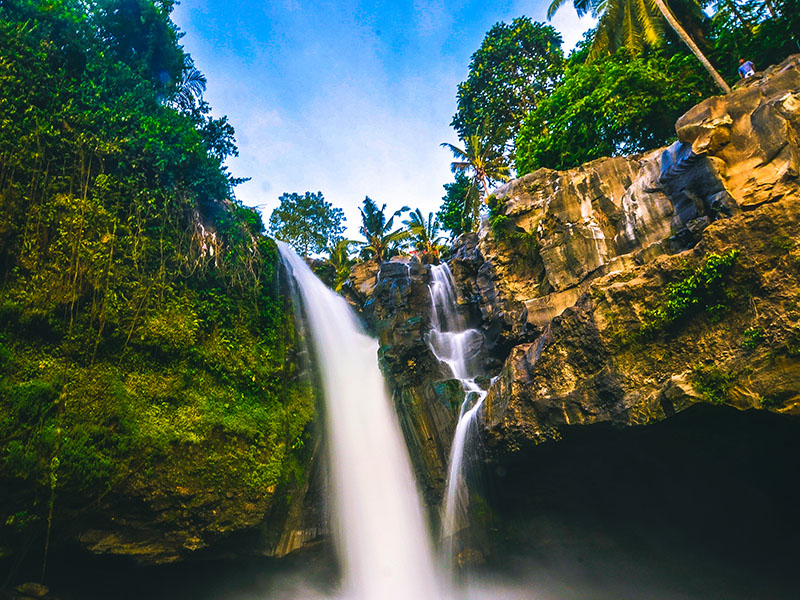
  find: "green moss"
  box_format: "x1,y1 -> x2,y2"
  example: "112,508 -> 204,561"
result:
691,363 -> 735,405
743,327 -> 765,350
0,3 -> 320,567
783,327 -> 800,356
488,205 -> 541,264
760,394 -> 786,408
769,234 -> 795,252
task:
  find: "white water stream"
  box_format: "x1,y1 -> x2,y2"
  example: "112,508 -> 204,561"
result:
278,243 -> 439,600
425,264 -> 489,542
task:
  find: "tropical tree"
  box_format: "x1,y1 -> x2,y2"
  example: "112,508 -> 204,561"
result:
515,48 -> 715,173
441,130 -> 510,229
437,173 -> 475,239
547,0 -> 732,93
708,0 -> 800,74
358,197 -> 410,262
171,65 -> 207,111
268,191 -> 345,256
403,209 -> 445,260
452,17 -> 565,158
326,239 -> 357,291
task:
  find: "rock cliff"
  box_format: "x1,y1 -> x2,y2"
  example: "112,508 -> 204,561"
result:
362,55 -> 800,532
476,54 -> 800,459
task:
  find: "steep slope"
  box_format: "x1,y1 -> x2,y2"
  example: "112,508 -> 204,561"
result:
0,1 -> 319,575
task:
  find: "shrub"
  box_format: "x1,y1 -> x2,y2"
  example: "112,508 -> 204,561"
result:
691,363 -> 735,405
640,250 -> 741,336
743,327 -> 764,350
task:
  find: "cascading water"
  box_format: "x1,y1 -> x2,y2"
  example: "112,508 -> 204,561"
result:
425,264 -> 489,543
277,243 -> 439,600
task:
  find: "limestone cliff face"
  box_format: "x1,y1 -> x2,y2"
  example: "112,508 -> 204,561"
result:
470,54 -> 800,460
361,55 -> 800,516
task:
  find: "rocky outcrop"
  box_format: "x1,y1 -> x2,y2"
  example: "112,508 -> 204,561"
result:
368,260 -> 464,505
471,55 -> 800,347
473,55 -> 800,460
341,260 -> 380,321
341,58 -> 800,540
358,56 -> 800,525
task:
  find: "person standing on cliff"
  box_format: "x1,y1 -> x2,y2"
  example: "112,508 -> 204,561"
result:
738,58 -> 756,79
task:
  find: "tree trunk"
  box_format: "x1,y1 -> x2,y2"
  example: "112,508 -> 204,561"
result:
763,0 -> 777,18
653,0 -> 732,93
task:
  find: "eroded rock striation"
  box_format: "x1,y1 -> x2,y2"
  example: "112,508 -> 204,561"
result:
476,54 -> 800,461
362,55 -> 800,515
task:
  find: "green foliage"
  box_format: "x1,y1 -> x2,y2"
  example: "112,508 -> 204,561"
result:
488,195 -> 511,239
709,0 -> 800,81
488,200 -> 541,264
743,327 -> 765,350
640,250 -> 741,335
403,208 -> 445,259
441,130 -> 510,229
488,213 -> 511,238
452,17 -> 564,157
526,0 -> 800,171
691,363 -> 735,404
516,49 -> 714,173
0,0 -> 317,560
325,239 -> 357,292
268,191 -> 345,257
8,380 -> 58,425
357,197 -> 409,262
760,393 -> 786,408
437,172 -> 474,239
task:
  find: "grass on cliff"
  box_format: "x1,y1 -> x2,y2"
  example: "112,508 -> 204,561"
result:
0,0 -> 315,569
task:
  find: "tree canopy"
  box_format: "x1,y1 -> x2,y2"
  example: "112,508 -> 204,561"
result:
0,0 -> 315,565
442,131 -> 510,228
437,173 -> 475,239
515,47 -> 715,173
451,17 -> 565,159
358,197 -> 409,262
403,209 -> 445,259
268,192 -> 346,257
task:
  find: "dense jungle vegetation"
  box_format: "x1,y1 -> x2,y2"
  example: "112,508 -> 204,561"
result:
440,0 -> 800,233
274,0 -> 800,274
0,0 -> 314,571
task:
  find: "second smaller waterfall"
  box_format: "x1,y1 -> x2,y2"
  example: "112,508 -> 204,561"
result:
425,264 -> 488,544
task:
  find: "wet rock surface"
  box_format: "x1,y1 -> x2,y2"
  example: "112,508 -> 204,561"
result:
369,259 -> 462,505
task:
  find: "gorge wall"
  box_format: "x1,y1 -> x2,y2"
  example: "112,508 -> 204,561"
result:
353,54 -> 800,533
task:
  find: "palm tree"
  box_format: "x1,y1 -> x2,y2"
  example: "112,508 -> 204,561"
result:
403,209 -> 445,259
171,66 -> 207,110
326,239 -> 357,292
547,0 -> 731,93
358,197 -> 410,262
441,131 -> 510,231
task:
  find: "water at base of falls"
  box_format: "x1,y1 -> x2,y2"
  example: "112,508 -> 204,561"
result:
278,243 -> 439,600
425,264 -> 490,544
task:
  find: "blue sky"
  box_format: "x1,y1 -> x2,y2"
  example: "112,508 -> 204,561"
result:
171,1 -> 595,238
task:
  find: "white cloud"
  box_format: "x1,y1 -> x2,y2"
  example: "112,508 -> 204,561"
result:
173,0 -> 597,240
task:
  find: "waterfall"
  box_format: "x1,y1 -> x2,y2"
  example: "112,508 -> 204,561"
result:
425,264 -> 488,543
277,243 -> 439,600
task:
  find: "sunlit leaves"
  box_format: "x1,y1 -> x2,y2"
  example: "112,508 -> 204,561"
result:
452,17 -> 565,159
268,191 -> 346,257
